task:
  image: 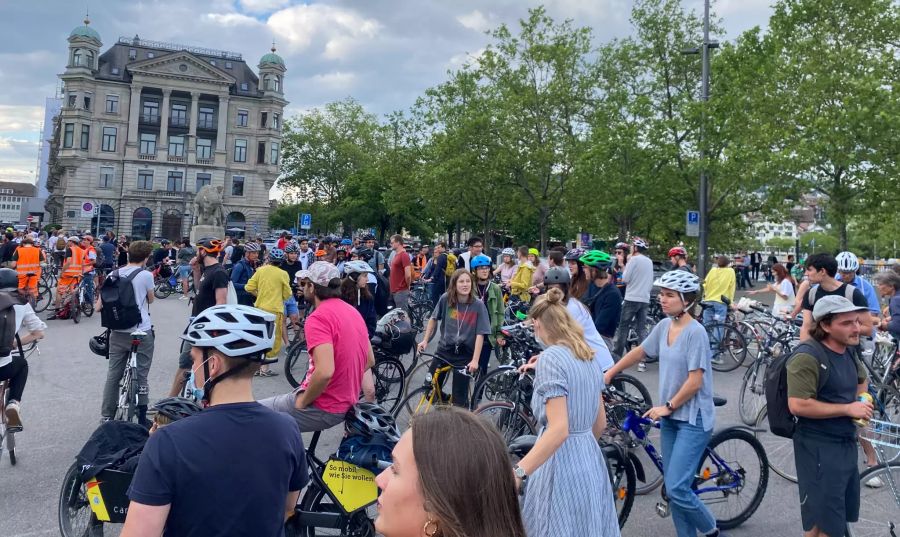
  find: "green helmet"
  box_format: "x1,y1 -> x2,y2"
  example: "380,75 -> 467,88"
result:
579,249 -> 612,268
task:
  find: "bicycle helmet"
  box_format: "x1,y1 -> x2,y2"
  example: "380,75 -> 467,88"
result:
614,242 -> 629,251
631,236 -> 649,250
564,247 -> 585,261
89,330 -> 109,356
668,246 -> 687,258
579,250 -> 612,268
340,238 -> 352,246
243,241 -> 260,252
653,270 -> 701,294
0,267 -> 17,290
544,266 -> 571,285
501,247 -> 516,256
268,247 -> 285,261
150,397 -> 202,422
315,249 -> 326,258
355,247 -> 373,261
470,254 -> 492,269
836,251 -> 859,272
344,260 -> 374,275
284,243 -> 299,254
196,237 -> 224,255
344,402 -> 401,443
528,248 -> 540,257
362,233 -> 376,242
375,308 -> 415,355
181,304 -> 276,362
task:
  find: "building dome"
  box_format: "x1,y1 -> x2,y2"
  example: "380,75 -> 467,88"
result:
69,17 -> 101,41
259,45 -> 284,67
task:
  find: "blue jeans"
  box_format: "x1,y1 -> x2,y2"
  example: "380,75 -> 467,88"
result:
83,271 -> 95,303
660,415 -> 717,537
702,302 -> 727,349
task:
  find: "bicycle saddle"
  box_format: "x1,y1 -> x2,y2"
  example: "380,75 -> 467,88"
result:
370,335 -> 382,347
713,395 -> 727,407
508,435 -> 537,457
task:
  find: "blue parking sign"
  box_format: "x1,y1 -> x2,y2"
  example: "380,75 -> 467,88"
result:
686,211 -> 700,237
300,213 -> 312,230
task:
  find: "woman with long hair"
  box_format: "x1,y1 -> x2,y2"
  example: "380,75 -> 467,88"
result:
565,248 -> 590,301
604,270 -> 721,537
340,260 -> 377,336
375,407 -> 526,537
516,287 -> 620,537
747,262 -> 796,316
417,269 -> 490,407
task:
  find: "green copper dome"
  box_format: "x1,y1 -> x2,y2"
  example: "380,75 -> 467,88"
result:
260,46 -> 284,66
70,18 -> 101,41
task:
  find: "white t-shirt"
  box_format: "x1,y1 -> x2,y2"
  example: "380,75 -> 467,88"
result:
567,299 -> 615,372
0,303 -> 47,367
772,279 -> 795,316
623,254 -> 654,303
113,265 -> 155,332
223,245 -> 234,263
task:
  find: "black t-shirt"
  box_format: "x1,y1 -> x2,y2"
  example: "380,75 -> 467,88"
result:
193,263 -> 229,316
800,282 -> 868,312
152,248 -> 169,266
128,402 -> 307,537
280,260 -> 302,293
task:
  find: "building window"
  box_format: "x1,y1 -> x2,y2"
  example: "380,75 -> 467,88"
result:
240,82 -> 248,91
83,93 -> 92,110
272,113 -> 280,130
128,49 -> 136,60
147,52 -> 155,59
260,112 -> 268,128
105,95 -> 119,113
137,171 -> 153,190
111,67 -> 120,75
196,138 -> 213,159
198,106 -> 214,129
270,142 -> 279,165
167,171 -> 183,192
72,49 -> 82,67
257,141 -> 266,164
225,61 -> 232,69
231,175 -> 244,196
168,135 -> 185,157
237,110 -> 248,127
170,103 -> 188,127
132,207 -> 152,240
99,166 -> 114,189
67,93 -> 77,108
234,139 -> 247,162
63,123 -> 74,148
196,173 -> 211,192
101,127 -> 117,152
86,51 -> 94,69
139,133 -> 156,155
142,100 -> 159,123
80,125 -> 90,150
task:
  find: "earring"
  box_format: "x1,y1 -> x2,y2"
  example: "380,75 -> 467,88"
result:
423,519 -> 439,537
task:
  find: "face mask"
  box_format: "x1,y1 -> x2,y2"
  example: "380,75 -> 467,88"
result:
188,358 -> 211,400
534,332 -> 548,350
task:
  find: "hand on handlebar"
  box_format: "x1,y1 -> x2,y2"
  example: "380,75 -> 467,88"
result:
417,340 -> 428,354
518,355 -> 539,374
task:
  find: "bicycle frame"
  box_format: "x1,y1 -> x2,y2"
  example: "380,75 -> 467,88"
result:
0,380 -> 15,463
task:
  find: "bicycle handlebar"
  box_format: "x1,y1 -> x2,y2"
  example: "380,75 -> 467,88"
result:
416,351 -> 475,378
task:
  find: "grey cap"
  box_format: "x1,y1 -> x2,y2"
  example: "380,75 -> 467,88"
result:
812,295 -> 869,322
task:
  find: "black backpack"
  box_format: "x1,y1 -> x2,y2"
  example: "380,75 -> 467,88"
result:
0,293 -> 24,359
92,246 -> 105,269
764,339 -> 832,438
230,245 -> 245,265
100,269 -> 143,330
373,271 -> 390,316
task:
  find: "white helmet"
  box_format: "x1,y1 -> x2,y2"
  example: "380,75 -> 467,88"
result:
181,305 -> 276,362
835,251 -> 859,272
653,270 -> 701,294
343,260 -> 374,275
501,247 -> 516,256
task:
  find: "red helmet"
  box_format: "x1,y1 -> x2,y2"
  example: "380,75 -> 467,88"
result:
668,246 -> 687,258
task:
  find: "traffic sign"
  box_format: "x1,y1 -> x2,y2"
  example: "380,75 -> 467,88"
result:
26,215 -> 33,223
81,201 -> 98,218
300,213 -> 312,230
686,210 -> 700,237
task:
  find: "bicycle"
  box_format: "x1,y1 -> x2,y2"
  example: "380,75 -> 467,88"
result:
850,418 -> 900,536
114,330 -> 147,423
392,352 -> 478,431
0,337 -> 39,466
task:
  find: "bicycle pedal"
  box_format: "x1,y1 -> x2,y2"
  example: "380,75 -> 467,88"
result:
655,502 -> 670,518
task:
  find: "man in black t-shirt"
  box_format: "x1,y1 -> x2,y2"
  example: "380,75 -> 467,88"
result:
800,253 -> 871,341
124,305 -> 307,537
191,238 -> 230,317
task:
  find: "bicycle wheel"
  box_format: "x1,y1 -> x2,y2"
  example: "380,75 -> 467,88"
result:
154,281 -> 173,299
393,387 -> 440,432
738,358 -> 768,426
473,401 -> 536,443
58,462 -> 104,537
81,296 -> 94,317
284,344 -> 310,389
752,406 -> 797,482
602,442 -> 636,529
34,283 -> 52,313
848,463 -> 900,537
72,293 -> 82,324
736,321 -> 762,364
403,361 -> 431,398
695,427 -> 769,529
294,480 -> 376,537
371,357 -> 406,413
114,368 -> 134,422
471,366 -> 524,406
707,323 -> 748,372
610,373 -> 653,410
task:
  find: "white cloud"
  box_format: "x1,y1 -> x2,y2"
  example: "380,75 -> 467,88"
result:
305,71 -> 357,92
267,4 -> 382,59
0,105 -> 43,133
239,0 -> 292,13
0,137 -> 39,183
205,13 -> 264,27
457,10 -> 491,32
448,47 -> 486,69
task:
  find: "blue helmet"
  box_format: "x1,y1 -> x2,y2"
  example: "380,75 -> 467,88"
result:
340,238 -> 352,246
269,248 -> 285,260
470,254 -> 492,269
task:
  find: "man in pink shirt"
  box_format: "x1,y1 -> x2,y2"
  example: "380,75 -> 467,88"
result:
260,262 -> 375,431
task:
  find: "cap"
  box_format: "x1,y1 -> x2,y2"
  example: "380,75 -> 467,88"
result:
295,261 -> 340,287
811,295 -> 869,322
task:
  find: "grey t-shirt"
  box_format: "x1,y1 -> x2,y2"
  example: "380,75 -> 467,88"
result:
623,254 -> 654,303
431,294 -> 491,353
113,265 -> 155,332
641,318 -> 715,430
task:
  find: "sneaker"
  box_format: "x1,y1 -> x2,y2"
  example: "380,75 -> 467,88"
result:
5,400 -> 23,432
865,473 -> 885,488
637,362 -> 646,373
711,356 -> 725,366
179,296 -> 189,301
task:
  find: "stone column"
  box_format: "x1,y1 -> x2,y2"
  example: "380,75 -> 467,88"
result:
153,200 -> 163,238
159,89 -> 172,156
189,92 -> 199,159
216,94 -> 229,160
126,85 -> 142,150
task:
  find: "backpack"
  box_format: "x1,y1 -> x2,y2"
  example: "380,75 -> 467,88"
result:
373,271 -> 390,316
807,283 -> 855,307
55,236 -> 66,251
0,293 -> 24,359
100,269 -> 143,330
444,252 -> 457,277
230,245 -> 244,265
764,339 -> 832,438
92,246 -> 105,269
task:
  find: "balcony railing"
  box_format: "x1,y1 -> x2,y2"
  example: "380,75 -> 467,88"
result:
196,157 -> 213,165
169,117 -> 189,128
167,155 -> 186,163
138,153 -> 157,161
140,114 -> 160,126
197,119 -> 216,130
128,189 -> 188,199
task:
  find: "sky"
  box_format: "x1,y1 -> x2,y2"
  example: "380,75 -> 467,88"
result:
0,0 -> 775,186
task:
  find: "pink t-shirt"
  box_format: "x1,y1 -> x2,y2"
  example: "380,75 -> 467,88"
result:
300,298 -> 370,414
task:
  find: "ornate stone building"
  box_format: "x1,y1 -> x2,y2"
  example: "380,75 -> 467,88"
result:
47,18 -> 287,239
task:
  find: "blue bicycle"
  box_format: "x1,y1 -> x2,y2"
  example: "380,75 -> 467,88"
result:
615,396 -> 769,530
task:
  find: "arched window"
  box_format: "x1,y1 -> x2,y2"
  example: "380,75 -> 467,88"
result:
90,204 -> 115,235
275,76 -> 281,92
132,207 -> 152,240
85,50 -> 94,69
225,211 -> 246,238
161,209 -> 182,241
263,75 -> 273,91
72,48 -> 83,67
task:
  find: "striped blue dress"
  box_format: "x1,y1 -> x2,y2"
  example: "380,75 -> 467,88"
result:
522,344 -> 621,537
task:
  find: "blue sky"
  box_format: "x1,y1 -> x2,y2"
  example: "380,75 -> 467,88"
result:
0,0 -> 774,184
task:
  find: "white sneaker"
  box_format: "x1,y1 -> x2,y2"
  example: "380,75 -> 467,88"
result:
5,400 -> 22,432
637,362 -> 646,373
865,473 -> 884,488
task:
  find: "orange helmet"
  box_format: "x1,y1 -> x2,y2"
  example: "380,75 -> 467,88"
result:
315,249 -> 326,258
197,238 -> 224,254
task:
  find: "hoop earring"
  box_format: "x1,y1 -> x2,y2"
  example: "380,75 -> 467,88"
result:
423,519 -> 439,537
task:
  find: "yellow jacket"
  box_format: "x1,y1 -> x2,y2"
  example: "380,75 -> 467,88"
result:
510,262 -> 535,302
245,265 -> 291,314
703,266 -> 736,304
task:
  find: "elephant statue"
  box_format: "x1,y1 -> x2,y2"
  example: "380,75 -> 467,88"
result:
193,185 -> 225,227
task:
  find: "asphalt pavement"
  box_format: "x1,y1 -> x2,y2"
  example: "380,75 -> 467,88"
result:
0,290 -> 807,536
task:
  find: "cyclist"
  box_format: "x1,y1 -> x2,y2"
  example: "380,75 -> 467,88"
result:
191,238 -> 229,317
175,239 -> 195,301
611,237 -> 653,362
413,244 -> 429,280
97,241 -> 156,425
746,262 -> 796,316
873,271 -> 900,339
455,236 -> 484,271
297,237 -> 315,269
471,254 -> 505,376
81,235 -> 99,304
613,241 -> 630,296
701,256 -> 737,364
604,270 -> 721,537
494,247 -> 518,288
260,262 -> 376,431
528,248 -> 547,293
800,253 -> 870,341
245,248 -> 291,376
509,246 -> 536,304
421,241 -> 449,305
50,235 -> 85,317
668,246 -> 692,273
11,236 -> 45,305
375,407 -> 526,537
123,305 -> 307,536
835,251 -> 882,340
341,260 -> 377,336
363,234 -> 385,273
580,250 -> 622,340
563,247 -> 587,299
231,241 -> 259,307
0,268 -> 47,432
388,234 -> 412,312
281,243 -> 303,337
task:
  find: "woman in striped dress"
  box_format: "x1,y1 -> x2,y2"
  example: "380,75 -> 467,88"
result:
516,288 -> 620,537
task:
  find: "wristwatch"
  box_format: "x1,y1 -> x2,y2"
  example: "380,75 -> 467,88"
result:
513,465 -> 528,481
665,401 -> 675,412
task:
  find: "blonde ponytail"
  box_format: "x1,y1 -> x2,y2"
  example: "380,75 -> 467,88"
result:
529,288 -> 594,361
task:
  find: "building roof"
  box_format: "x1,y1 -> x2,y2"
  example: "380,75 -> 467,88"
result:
96,36 -> 262,98
70,18 -> 101,42
0,182 -> 36,198
259,46 -> 285,67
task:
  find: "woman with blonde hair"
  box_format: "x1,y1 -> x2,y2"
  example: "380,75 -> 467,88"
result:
516,287 -> 620,537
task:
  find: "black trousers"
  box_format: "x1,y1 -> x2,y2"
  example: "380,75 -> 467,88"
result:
430,347 -> 472,408
0,355 -> 28,402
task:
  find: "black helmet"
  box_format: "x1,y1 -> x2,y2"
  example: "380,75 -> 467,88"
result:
150,397 -> 203,422
89,330 -> 109,357
344,402 -> 400,443
362,233 -> 376,242
375,309 -> 416,355
355,247 -> 374,261
544,266 -> 571,285
0,268 -> 17,290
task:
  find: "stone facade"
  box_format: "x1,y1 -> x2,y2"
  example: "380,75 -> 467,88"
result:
48,21 -> 287,240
